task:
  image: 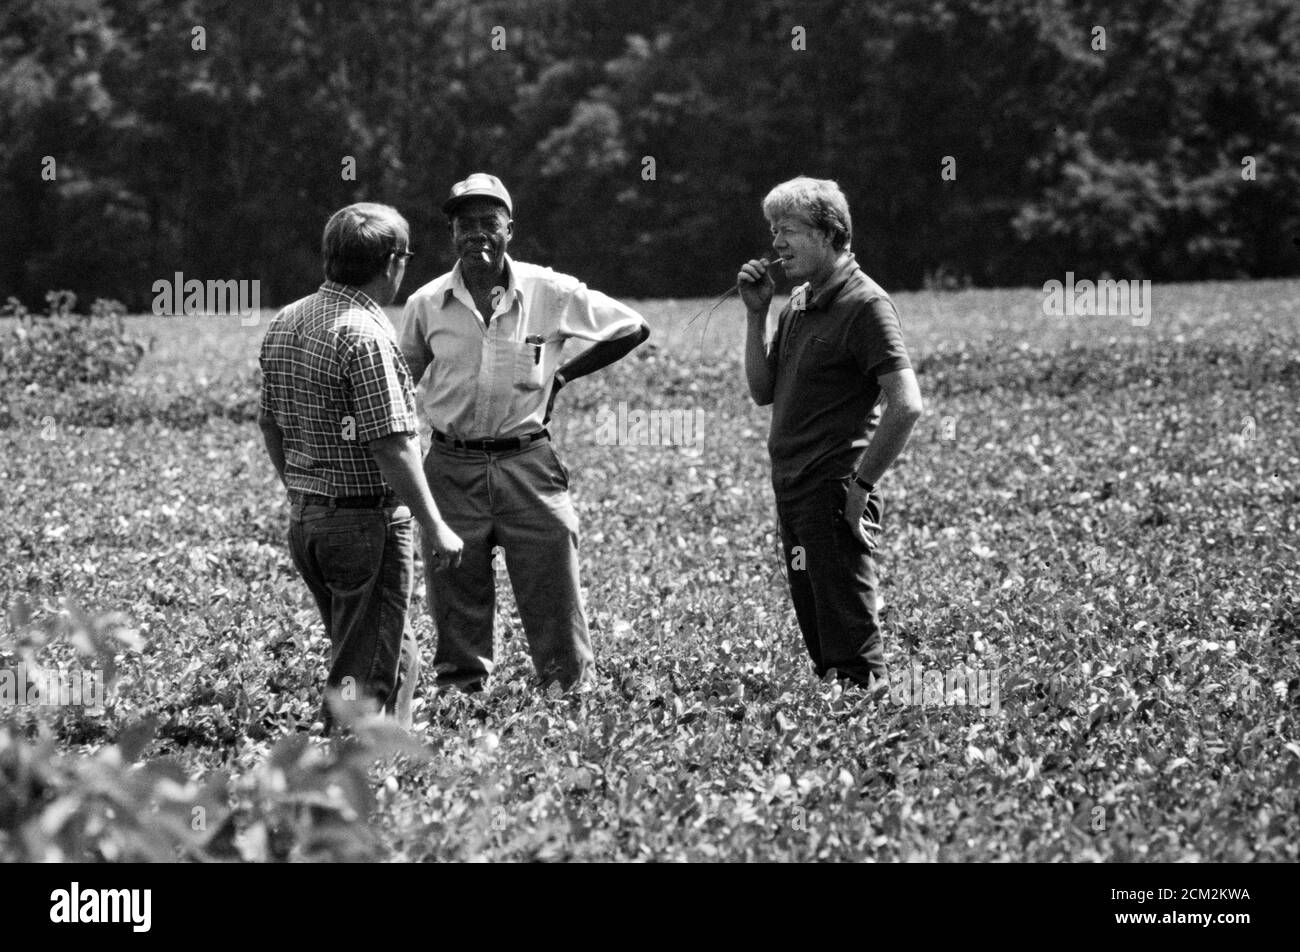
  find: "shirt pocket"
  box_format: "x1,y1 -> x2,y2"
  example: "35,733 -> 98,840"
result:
796,335 -> 833,378
512,338 -> 549,391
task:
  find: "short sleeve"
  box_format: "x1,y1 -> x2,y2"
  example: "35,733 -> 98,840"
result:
257,321 -> 284,421
342,332 -> 418,443
557,281 -> 645,343
847,297 -> 911,380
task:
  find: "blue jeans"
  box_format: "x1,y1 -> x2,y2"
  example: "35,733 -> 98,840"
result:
776,477 -> 887,686
287,499 -> 419,732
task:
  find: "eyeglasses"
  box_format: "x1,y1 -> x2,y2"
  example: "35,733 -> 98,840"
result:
391,249 -> 416,261
770,223 -> 812,240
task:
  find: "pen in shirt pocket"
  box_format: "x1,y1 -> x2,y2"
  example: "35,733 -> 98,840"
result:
525,334 -> 545,364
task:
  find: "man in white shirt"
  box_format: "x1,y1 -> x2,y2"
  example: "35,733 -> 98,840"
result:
400,173 -> 649,693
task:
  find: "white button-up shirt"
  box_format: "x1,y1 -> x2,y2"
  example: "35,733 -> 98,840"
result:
399,255 -> 645,439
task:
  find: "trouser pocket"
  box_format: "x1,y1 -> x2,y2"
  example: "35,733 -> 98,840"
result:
830,477 -> 883,554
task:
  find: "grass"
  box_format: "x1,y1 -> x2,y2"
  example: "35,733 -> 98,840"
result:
2,278 -> 1298,861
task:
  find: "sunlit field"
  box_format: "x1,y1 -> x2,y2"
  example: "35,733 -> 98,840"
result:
2,279 -> 1298,861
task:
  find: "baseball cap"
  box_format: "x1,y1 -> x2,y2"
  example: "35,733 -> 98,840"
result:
442,173 -> 513,217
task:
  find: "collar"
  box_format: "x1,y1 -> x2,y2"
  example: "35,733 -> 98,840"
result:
320,280 -> 385,315
319,282 -> 393,335
805,252 -> 860,312
440,254 -> 521,309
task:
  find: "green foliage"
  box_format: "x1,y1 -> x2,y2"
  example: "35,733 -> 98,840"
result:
2,283 -> 1297,861
223,714 -> 430,862
2,0 -> 1297,304
0,374 -> 260,431
1012,0 -> 1300,280
0,291 -> 260,431
0,717 -> 228,862
0,291 -> 147,392
1,601 -> 430,862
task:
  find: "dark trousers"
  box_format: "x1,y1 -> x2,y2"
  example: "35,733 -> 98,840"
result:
776,477 -> 887,686
288,500 -> 419,732
422,438 -> 592,691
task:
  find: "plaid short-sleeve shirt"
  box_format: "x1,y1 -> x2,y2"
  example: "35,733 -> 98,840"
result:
259,282 -> 418,496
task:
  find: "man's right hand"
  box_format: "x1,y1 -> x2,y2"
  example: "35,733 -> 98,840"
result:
424,520 -> 464,571
737,258 -> 775,314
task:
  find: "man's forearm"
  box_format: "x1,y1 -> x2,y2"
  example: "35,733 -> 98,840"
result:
854,408 -> 921,486
558,325 -> 649,383
369,434 -> 447,530
744,308 -> 775,405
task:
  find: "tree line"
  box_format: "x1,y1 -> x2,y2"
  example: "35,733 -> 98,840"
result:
1,0 -> 1296,309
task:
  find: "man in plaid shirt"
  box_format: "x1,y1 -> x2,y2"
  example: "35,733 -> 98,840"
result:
258,202 -> 463,733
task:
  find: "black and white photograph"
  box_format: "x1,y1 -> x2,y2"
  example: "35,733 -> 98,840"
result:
0,0 -> 1295,917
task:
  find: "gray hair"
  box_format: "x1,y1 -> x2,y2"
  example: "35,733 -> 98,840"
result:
322,203 -> 410,286
761,177 -> 852,251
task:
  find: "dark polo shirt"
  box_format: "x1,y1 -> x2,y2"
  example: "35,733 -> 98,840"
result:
767,253 -> 911,503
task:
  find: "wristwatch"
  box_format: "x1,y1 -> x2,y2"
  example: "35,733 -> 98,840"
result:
852,474 -> 875,492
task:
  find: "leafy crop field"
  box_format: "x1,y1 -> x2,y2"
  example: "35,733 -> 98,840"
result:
2,279 -> 1298,861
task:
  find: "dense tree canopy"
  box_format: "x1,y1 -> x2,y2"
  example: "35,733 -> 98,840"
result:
1,0 -> 1296,308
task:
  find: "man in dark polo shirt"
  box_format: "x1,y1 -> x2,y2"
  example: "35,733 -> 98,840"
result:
259,202 -> 464,734
738,176 -> 923,688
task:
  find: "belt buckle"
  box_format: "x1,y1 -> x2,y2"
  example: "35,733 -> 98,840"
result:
441,430 -> 544,452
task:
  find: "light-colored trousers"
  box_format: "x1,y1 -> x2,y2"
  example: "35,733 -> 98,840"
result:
422,438 -> 592,691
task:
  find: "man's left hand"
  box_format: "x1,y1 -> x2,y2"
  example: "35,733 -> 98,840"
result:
844,479 -> 878,548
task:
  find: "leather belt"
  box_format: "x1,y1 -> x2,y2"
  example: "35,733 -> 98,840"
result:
431,428 -> 549,452
289,491 -> 397,508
